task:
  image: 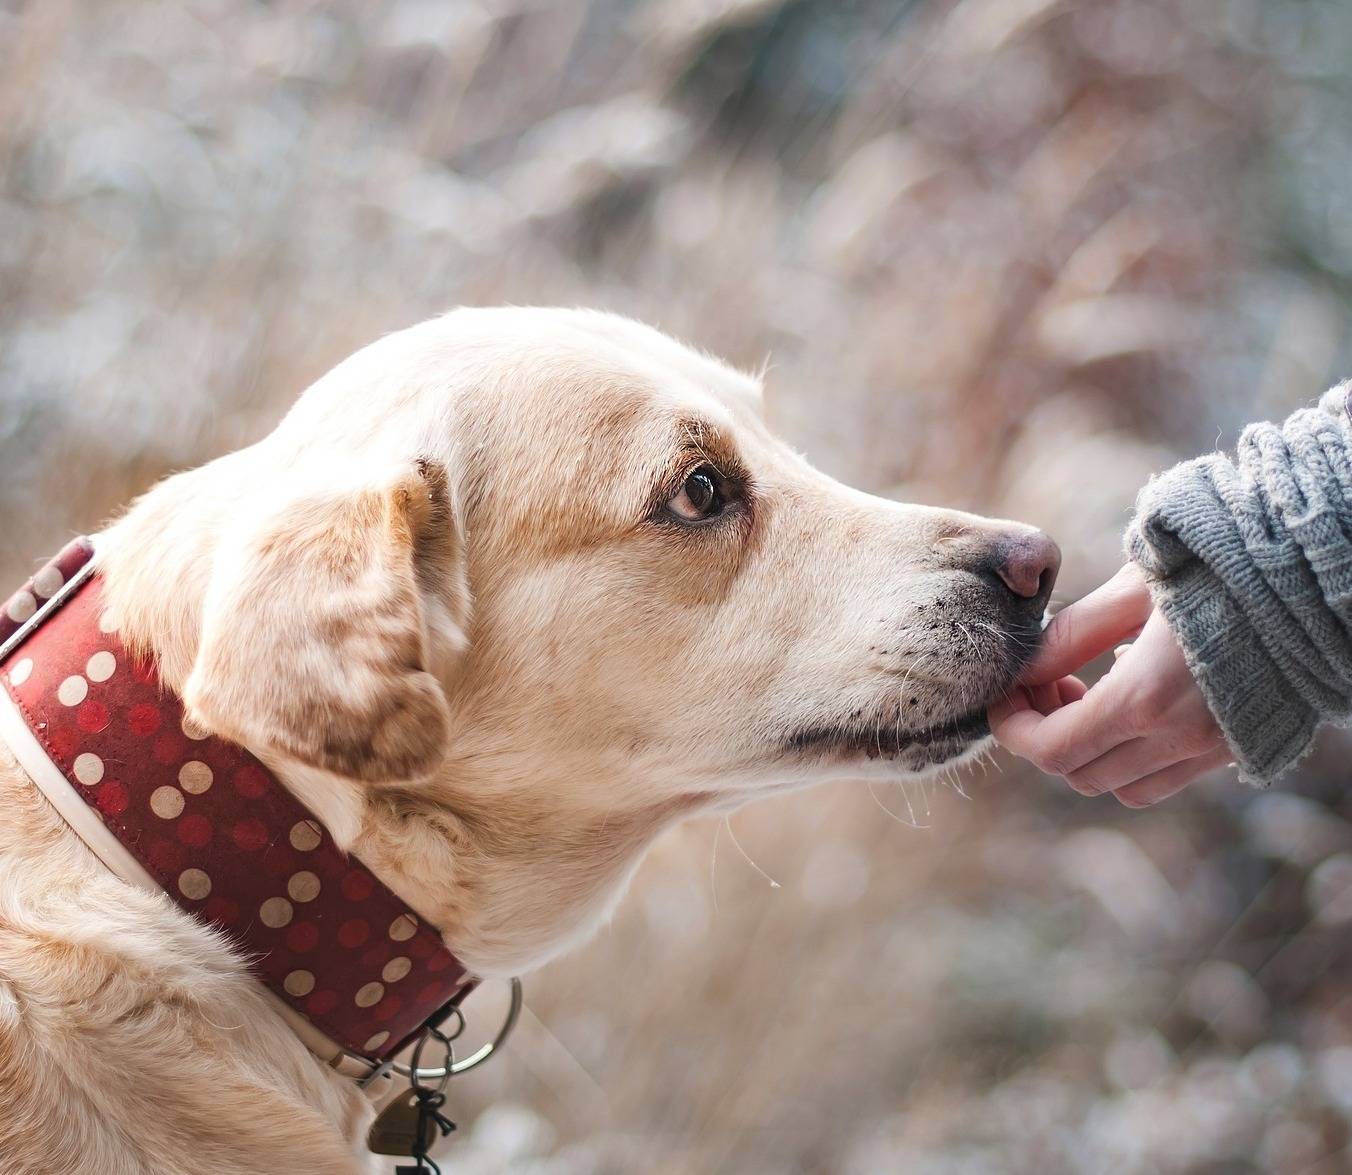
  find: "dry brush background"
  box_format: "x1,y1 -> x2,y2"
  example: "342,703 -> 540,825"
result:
5,1 -> 1352,1172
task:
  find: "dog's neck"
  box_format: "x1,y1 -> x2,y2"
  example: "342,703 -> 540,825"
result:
350,778 -> 703,975
96,470 -> 710,977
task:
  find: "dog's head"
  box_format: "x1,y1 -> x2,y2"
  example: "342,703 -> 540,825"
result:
101,308 -> 1056,971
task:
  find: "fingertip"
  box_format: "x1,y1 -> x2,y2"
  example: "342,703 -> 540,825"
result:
1017,622 -> 1070,687
987,698 -> 1049,755
1019,610 -> 1093,688
1056,675 -> 1089,706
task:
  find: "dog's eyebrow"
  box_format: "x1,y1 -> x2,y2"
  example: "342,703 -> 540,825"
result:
671,415 -> 746,480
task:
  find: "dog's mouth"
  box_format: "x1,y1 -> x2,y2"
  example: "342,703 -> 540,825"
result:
777,611 -> 1041,772
784,706 -> 991,763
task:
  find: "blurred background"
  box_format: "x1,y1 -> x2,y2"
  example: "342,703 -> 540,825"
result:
5,0 -> 1352,1171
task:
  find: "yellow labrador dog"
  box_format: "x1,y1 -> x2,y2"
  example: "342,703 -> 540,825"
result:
0,308 -> 1057,1173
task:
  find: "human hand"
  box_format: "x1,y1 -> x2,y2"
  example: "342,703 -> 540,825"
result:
988,563 -> 1233,806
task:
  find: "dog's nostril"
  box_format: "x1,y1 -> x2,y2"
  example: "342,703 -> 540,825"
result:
993,530 -> 1061,601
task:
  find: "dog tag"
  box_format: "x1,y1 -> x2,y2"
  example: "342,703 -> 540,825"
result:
368,1090 -> 437,1156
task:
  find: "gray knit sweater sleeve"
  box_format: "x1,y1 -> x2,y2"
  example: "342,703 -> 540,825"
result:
1125,384 -> 1352,785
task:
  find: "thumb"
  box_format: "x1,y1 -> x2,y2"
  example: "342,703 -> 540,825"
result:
1021,563 -> 1153,686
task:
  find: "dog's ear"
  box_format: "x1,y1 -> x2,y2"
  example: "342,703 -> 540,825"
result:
183,459 -> 467,783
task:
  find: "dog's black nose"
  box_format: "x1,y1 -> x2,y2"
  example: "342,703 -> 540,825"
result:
991,529 -> 1061,602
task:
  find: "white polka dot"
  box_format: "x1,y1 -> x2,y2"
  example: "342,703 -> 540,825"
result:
259,897 -> 293,928
289,820 -> 322,852
181,714 -> 209,741
287,871 -> 321,903
177,868 -> 211,900
354,981 -> 385,1008
149,786 -> 184,819
362,1031 -> 390,1053
178,761 -> 213,794
381,956 -> 412,984
97,610 -> 118,635
85,651 -> 116,682
57,676 -> 88,706
72,753 -> 104,786
283,969 -> 315,997
32,565 -> 63,599
8,658 -> 33,687
6,591 -> 36,624
389,914 -> 418,942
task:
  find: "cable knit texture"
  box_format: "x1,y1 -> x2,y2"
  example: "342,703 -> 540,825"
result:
1125,383 -> 1352,785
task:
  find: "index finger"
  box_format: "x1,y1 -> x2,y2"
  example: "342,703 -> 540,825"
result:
1021,563 -> 1153,686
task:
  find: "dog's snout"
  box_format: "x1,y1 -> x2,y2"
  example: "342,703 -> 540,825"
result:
991,530 -> 1060,602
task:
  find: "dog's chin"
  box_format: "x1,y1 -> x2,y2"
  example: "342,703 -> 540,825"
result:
784,707 -> 992,775
777,624 -> 1039,780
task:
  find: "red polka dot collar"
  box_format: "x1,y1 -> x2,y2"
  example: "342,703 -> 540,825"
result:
0,539 -> 476,1067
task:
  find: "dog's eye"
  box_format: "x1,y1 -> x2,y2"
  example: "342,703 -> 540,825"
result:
668,465 -> 727,522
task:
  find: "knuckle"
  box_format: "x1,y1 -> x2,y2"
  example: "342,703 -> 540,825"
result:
1065,771 -> 1104,796
1037,748 -> 1075,778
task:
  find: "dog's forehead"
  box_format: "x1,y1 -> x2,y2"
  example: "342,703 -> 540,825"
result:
451,310 -> 766,455
517,312 -> 763,429
549,307 -> 763,407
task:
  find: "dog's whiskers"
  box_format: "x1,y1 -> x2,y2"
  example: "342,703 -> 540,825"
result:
723,816 -> 780,889
868,779 -> 929,829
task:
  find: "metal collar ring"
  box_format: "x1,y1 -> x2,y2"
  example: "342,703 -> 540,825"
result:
393,977 -> 522,1082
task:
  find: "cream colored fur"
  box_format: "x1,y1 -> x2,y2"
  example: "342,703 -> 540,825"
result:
0,308 -> 1048,1172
